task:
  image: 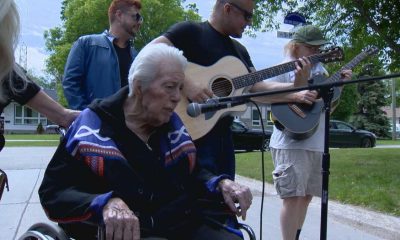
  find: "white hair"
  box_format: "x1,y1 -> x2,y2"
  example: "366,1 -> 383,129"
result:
128,43 -> 187,96
0,0 -> 19,82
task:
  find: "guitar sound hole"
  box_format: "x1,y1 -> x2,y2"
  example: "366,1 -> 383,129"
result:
211,77 -> 233,97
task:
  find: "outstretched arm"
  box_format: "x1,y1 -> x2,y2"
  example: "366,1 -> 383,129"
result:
26,90 -> 79,128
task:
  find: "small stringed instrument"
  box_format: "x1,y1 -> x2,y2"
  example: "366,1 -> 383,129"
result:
271,47 -> 379,140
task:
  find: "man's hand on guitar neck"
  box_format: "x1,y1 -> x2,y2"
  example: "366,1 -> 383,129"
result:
293,57 -> 312,87
183,76 -> 213,103
340,69 -> 353,81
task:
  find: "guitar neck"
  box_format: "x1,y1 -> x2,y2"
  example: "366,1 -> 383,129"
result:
328,52 -> 368,82
232,54 -> 324,89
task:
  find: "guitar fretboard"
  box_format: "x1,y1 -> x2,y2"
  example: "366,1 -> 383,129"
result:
232,54 -> 328,89
326,48 -> 377,83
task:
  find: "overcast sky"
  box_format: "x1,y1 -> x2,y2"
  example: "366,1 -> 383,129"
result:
15,0 -> 293,77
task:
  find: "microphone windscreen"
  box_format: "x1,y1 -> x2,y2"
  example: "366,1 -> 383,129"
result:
187,103 -> 200,117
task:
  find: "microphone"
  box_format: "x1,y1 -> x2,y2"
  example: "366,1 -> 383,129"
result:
187,98 -> 247,118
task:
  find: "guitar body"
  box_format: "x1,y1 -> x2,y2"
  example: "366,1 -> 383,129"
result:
271,75 -> 340,140
271,100 -> 324,140
176,56 -> 249,140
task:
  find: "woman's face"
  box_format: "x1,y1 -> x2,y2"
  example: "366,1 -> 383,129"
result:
140,62 -> 184,126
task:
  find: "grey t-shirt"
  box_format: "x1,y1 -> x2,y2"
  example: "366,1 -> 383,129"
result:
266,59 -> 328,152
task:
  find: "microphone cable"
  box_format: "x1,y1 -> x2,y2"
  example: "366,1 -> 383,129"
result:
248,100 -> 266,240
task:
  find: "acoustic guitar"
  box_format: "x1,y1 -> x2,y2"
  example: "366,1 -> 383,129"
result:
271,47 -> 379,140
176,47 -> 344,140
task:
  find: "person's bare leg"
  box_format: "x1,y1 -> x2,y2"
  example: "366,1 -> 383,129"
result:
297,195 -> 313,228
281,196 -> 312,240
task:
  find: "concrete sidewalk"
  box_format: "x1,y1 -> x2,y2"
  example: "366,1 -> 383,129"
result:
0,147 -> 399,240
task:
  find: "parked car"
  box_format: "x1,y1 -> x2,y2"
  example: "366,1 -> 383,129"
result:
329,120 -> 377,148
231,120 -> 272,151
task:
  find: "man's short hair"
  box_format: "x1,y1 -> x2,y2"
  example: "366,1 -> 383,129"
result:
108,0 -> 142,23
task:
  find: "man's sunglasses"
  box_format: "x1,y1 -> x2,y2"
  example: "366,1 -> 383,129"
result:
0,169 -> 9,201
228,2 -> 253,22
131,12 -> 143,23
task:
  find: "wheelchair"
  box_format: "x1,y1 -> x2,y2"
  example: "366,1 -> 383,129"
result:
18,220 -> 255,240
18,127 -> 256,240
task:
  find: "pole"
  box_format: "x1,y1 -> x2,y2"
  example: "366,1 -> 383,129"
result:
392,78 -> 397,140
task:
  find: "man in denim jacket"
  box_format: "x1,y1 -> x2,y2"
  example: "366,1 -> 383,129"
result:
62,0 -> 142,110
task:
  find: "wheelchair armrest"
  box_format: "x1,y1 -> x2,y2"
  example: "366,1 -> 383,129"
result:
237,223 -> 256,240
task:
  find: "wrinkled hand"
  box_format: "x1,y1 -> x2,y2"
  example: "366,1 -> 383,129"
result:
183,76 -> 213,103
294,90 -> 318,105
61,109 -> 80,128
340,69 -> 352,81
293,57 -> 312,87
218,179 -> 253,220
103,198 -> 140,240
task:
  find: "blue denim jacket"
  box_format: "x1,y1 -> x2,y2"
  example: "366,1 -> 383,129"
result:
62,30 -> 138,110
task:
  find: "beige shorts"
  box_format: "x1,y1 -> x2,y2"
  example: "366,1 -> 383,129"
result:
270,148 -> 322,198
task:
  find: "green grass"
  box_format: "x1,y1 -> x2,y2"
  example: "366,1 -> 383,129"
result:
4,134 -> 60,147
5,134 -> 60,140
377,139 -> 400,145
236,148 -> 400,217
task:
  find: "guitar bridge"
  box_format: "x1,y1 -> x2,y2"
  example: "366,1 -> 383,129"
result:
288,104 -> 306,118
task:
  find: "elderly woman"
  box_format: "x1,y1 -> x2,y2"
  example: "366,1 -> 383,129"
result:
39,43 -> 252,240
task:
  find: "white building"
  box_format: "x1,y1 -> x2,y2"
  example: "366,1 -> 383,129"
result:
2,89 -> 57,134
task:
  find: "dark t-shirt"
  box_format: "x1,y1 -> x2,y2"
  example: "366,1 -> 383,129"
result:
164,21 -> 254,70
163,21 -> 254,178
0,70 -> 41,113
113,43 -> 133,88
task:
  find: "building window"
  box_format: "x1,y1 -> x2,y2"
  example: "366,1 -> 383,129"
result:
252,108 -> 261,126
14,105 -> 47,125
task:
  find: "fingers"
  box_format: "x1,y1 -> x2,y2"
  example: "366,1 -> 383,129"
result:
104,208 -> 140,240
219,179 -> 253,220
296,90 -> 317,105
294,57 -> 312,87
103,198 -> 140,240
234,186 -> 252,220
340,69 -> 353,81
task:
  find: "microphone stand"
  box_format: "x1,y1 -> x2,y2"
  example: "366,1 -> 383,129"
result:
202,73 -> 400,240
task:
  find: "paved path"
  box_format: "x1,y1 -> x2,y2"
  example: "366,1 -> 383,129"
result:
0,147 -> 399,240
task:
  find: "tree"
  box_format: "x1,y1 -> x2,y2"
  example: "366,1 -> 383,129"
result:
350,63 -> 390,138
26,70 -> 56,90
253,0 -> 400,72
44,0 -> 201,106
252,0 -> 398,129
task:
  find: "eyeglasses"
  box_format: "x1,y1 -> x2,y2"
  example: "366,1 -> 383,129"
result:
304,44 -> 321,52
0,169 -> 9,202
228,2 -> 253,22
131,12 -> 143,23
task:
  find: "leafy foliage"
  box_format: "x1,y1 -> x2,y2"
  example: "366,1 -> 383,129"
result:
252,0 -> 399,132
254,0 -> 400,72
350,63 -> 391,137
